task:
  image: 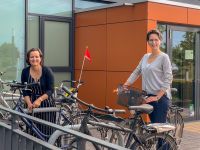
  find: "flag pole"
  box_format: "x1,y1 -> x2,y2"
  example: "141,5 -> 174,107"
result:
78,54 -> 86,84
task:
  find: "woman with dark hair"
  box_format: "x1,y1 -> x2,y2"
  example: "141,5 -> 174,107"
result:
124,29 -> 173,123
21,48 -> 56,138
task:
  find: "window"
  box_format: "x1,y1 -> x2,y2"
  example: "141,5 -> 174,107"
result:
0,0 -> 25,81
28,0 -> 72,17
157,24 -> 167,52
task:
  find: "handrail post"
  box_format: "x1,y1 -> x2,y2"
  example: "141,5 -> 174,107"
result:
11,113 -> 19,150
11,113 -> 19,130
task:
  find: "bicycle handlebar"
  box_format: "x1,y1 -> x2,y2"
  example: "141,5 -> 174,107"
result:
171,88 -> 178,92
54,96 -> 76,104
61,80 -> 84,84
62,85 -> 126,114
169,105 -> 184,112
9,82 -> 40,89
61,80 -> 84,93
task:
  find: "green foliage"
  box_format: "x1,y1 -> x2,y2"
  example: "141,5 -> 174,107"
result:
0,42 -> 19,80
172,32 -> 194,79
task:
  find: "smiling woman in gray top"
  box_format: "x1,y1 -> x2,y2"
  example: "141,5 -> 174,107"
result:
127,52 -> 173,99
124,29 -> 173,123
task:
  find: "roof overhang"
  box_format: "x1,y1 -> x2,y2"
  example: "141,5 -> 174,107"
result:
75,0 -> 200,13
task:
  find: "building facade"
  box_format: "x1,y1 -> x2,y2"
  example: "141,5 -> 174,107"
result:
1,0 -> 200,121
75,0 -> 200,121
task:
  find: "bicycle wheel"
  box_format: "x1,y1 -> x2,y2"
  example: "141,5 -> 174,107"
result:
49,113 -> 103,149
50,113 -> 127,150
67,122 -> 125,150
56,104 -> 72,126
131,133 -> 177,150
50,111 -> 85,147
167,111 -> 184,145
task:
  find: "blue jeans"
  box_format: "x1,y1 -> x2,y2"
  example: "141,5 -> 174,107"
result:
148,94 -> 169,123
148,95 -> 170,149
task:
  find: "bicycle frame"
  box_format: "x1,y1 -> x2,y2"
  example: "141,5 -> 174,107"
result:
9,82 -> 70,142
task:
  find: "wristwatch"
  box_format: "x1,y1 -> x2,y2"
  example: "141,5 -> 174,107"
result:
156,96 -> 159,101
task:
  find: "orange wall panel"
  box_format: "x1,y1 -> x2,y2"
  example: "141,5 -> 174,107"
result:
75,70 -> 106,108
75,25 -> 107,70
188,8 -> 200,25
75,9 -> 106,27
107,21 -> 147,71
147,2 -> 187,24
107,3 -> 147,23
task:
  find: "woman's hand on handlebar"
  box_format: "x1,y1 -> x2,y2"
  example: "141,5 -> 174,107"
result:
113,83 -> 130,93
33,98 -> 42,108
27,101 -> 33,112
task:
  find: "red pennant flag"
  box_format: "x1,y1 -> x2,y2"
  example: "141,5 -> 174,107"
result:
84,47 -> 91,62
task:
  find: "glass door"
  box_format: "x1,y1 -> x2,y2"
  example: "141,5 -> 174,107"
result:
169,26 -> 200,121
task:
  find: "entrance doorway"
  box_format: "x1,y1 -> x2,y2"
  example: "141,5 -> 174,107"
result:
164,25 -> 200,121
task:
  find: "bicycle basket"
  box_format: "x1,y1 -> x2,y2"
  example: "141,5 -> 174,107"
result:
117,84 -> 146,107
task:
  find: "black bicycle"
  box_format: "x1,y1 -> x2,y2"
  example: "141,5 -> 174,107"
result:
117,84 -> 178,150
49,84 -> 178,150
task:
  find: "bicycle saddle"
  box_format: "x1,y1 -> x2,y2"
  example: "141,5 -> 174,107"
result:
128,104 -> 153,114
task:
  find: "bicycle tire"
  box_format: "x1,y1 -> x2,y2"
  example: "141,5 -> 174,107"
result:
49,113 -> 102,149
67,133 -> 102,150
130,133 -> 177,150
67,121 -> 126,150
73,124 -> 126,150
167,110 -> 184,145
56,104 -> 72,126
49,113 -> 126,149
49,112 -> 85,147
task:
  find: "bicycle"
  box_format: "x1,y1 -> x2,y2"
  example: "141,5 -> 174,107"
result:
49,84 -> 178,150
167,105 -> 184,146
54,80 -> 84,126
49,84 -> 127,149
8,82 -> 75,141
7,81 -> 126,150
167,87 -> 184,146
54,79 -> 83,99
0,72 -> 19,119
117,84 -> 178,149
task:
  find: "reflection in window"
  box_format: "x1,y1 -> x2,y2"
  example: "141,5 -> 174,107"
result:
171,30 -> 195,115
44,21 -> 70,67
0,0 -> 25,81
54,72 -> 71,87
172,31 -> 195,81
157,24 -> 167,52
28,0 -> 72,17
28,16 -> 39,50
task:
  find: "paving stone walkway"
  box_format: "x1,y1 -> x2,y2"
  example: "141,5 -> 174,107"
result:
180,121 -> 200,150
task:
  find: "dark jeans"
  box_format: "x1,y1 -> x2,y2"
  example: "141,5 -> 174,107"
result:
148,94 -> 169,123
148,95 -> 170,149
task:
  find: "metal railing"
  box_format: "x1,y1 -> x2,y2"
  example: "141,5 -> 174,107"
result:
0,105 -> 129,150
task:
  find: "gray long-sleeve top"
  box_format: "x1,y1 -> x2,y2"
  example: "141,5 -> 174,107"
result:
127,52 -> 173,98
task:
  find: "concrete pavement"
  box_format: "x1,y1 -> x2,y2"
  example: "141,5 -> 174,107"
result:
180,121 -> 200,150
